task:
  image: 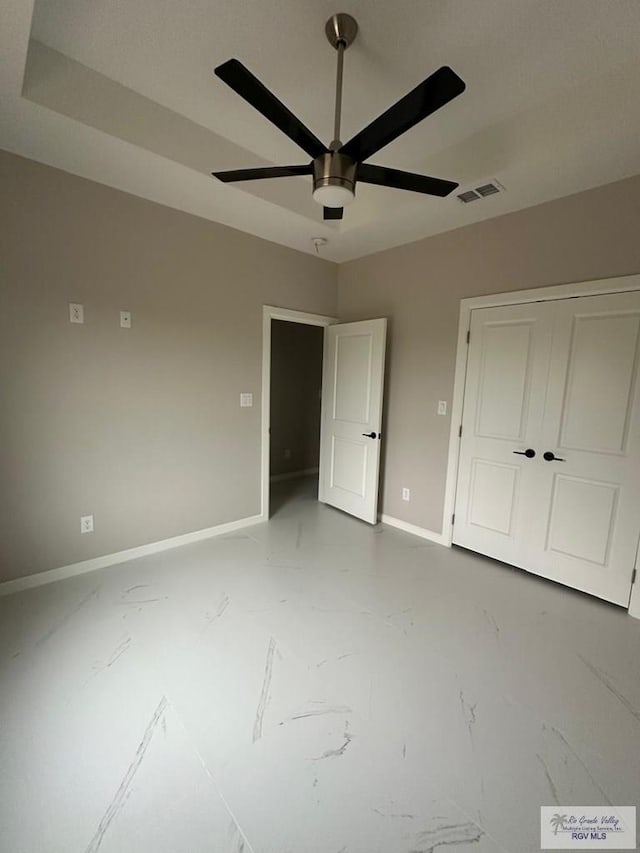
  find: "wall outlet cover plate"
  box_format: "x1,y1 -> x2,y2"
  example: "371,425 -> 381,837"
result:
69,303 -> 84,324
80,514 -> 94,533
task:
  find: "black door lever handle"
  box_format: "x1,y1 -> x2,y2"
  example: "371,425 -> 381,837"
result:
543,451 -> 565,462
362,431 -> 377,439
513,448 -> 536,458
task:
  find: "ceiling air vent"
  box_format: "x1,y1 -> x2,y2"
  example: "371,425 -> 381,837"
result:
457,190 -> 480,203
476,182 -> 500,197
456,179 -> 505,203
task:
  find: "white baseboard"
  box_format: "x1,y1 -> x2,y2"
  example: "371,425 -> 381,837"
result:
270,467 -> 319,483
0,513 -> 265,597
379,513 -> 450,547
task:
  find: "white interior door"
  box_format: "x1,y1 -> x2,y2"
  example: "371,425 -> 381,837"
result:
318,319 -> 387,523
454,291 -> 640,607
530,291 -> 640,604
453,302 -> 555,567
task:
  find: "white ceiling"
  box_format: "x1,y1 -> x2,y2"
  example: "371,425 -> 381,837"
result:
2,0 -> 640,261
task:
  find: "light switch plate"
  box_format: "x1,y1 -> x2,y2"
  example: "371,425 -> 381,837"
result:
437,400 -> 447,416
120,310 -> 132,328
240,393 -> 253,408
402,488 -> 411,501
69,303 -> 84,324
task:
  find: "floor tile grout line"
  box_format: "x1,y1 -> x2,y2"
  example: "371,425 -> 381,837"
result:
168,700 -> 258,853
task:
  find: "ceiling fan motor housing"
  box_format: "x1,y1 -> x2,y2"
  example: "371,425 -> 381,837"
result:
313,152 -> 357,202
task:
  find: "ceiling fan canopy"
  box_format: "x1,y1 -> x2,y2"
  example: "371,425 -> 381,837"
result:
212,13 -> 465,220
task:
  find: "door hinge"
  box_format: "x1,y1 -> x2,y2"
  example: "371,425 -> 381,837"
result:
452,513 -> 455,526
632,568 -> 637,586
458,424 -> 462,438
466,330 -> 471,344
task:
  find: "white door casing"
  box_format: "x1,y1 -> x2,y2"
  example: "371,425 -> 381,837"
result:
261,306 -> 338,520
454,291 -> 640,606
319,319 -> 387,524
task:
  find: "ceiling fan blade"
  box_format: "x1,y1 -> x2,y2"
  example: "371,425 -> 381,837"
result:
215,59 -> 327,159
340,66 -> 465,163
357,163 -> 458,197
212,164 -> 313,183
323,207 -> 344,220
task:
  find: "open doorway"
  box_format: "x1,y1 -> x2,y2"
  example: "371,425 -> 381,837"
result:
261,306 -> 387,523
261,306 -> 337,520
269,319 -> 324,515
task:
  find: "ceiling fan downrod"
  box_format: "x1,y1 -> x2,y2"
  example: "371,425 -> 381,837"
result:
332,40 -> 345,149
326,13 -> 357,148
324,12 -> 358,151
312,13 -> 360,208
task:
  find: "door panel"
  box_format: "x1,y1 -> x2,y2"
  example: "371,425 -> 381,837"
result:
468,459 -> 520,535
319,319 -> 387,524
475,321 -> 534,439
331,436 -> 367,496
545,474 -> 619,566
558,313 -> 640,453
333,335 -> 373,423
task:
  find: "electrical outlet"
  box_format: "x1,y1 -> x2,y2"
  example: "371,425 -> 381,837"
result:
80,514 -> 94,534
120,310 -> 132,328
69,303 -> 84,324
437,400 -> 447,416
402,487 -> 411,502
284,448 -> 291,460
240,393 -> 253,407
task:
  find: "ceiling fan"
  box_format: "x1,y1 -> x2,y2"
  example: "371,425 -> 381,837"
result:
212,13 -> 465,220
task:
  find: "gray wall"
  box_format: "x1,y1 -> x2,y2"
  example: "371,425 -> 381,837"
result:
4,146 -> 640,582
0,150 -> 337,582
269,320 -> 323,478
339,175 -> 640,533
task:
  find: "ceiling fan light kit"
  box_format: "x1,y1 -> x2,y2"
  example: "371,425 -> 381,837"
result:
212,13 -> 465,220
312,152 -> 356,208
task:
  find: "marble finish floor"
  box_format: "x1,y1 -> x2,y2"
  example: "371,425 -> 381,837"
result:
1,476 -> 639,853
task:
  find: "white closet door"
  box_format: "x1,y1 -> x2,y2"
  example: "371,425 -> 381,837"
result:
453,302 -> 555,567
318,319 -> 387,524
530,291 -> 640,605
455,291 -> 640,607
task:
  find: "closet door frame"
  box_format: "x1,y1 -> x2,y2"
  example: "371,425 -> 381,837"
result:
442,274 -> 640,617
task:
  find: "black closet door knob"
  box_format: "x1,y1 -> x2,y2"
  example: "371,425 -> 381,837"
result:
513,448 -> 536,458
362,431 -> 377,439
543,451 -> 565,462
